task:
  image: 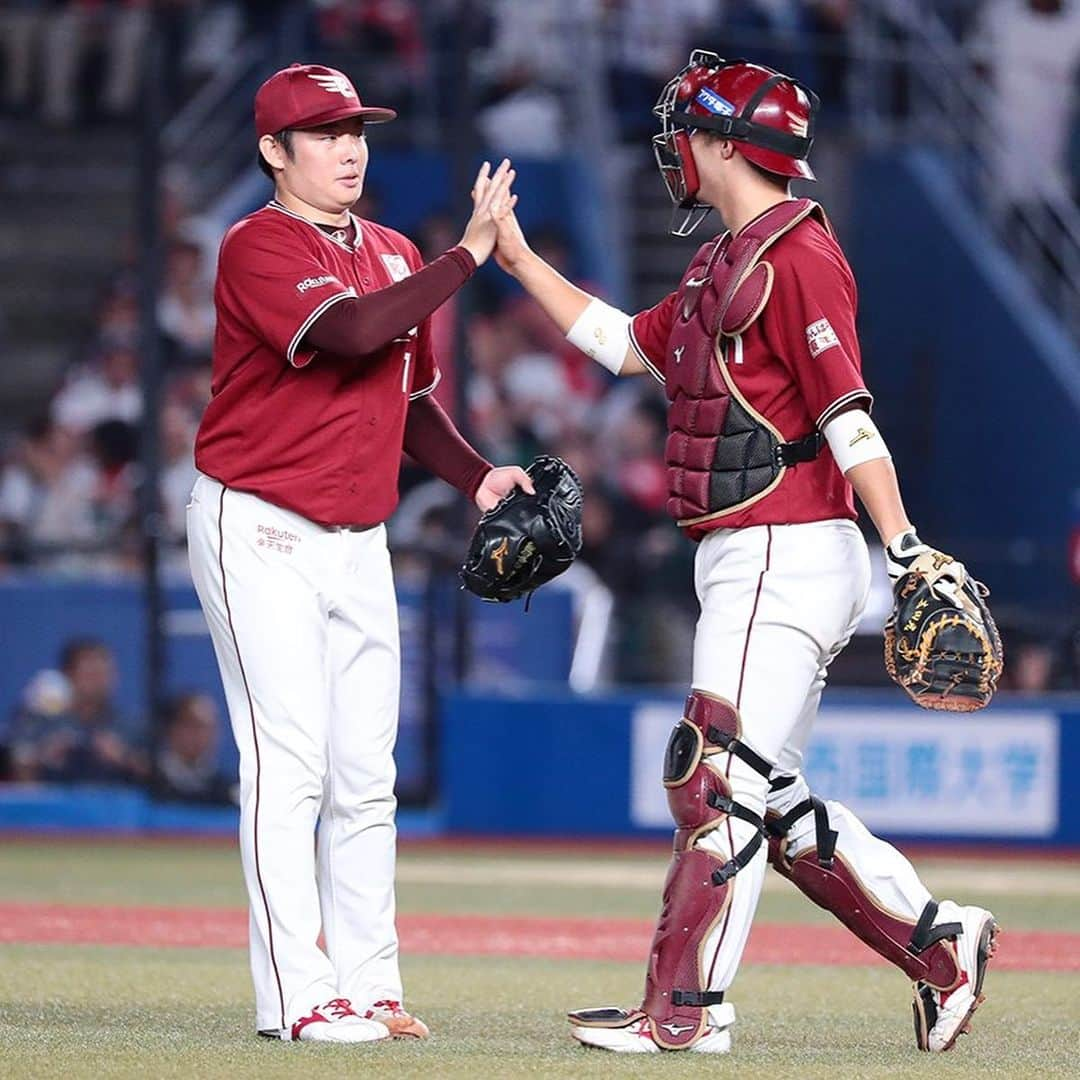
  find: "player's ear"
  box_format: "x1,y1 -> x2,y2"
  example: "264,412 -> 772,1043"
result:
258,133 -> 286,173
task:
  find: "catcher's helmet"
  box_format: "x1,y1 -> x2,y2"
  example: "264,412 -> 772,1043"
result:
652,51 -> 820,235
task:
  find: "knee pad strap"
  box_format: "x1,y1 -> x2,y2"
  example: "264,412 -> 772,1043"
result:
665,699 -> 767,870
685,689 -> 773,779
766,794 -> 838,867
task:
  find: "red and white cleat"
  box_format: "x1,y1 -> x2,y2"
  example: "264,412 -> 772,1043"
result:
567,1004 -> 734,1053
363,998 -> 430,1039
912,903 -> 998,1052
262,998 -> 390,1043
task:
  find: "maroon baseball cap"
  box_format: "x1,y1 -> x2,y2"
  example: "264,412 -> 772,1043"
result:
254,63 -> 396,137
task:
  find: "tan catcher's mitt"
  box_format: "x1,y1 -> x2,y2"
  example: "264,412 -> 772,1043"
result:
883,549 -> 1003,712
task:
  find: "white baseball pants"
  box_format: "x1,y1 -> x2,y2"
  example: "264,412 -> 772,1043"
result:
186,473 -> 403,1032
687,520 -> 935,992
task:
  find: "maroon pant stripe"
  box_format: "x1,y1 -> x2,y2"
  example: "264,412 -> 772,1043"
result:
736,524 -> 772,709
217,487 -> 286,1031
705,525 -> 774,989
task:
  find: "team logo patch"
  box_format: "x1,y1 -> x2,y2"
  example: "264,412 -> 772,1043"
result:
308,72 -> 355,98
695,87 -> 735,116
296,275 -> 336,294
380,253 -> 411,282
805,317 -> 840,358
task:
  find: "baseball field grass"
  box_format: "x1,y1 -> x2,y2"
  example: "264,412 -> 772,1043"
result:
1,838 -> 1078,1079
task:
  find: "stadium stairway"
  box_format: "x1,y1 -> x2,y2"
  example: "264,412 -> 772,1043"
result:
0,120 -> 136,431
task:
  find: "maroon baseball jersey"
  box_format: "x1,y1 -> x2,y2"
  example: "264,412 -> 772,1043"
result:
629,214 -> 871,535
196,201 -> 440,526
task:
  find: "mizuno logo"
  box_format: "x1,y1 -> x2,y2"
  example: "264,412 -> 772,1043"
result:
849,428 -> 874,447
786,110 -> 809,137
491,537 -> 509,575
308,73 -> 356,98
660,1021 -> 696,1036
673,345 -> 685,365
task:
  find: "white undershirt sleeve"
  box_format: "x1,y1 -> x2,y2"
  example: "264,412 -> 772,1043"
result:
565,298 -> 632,375
822,408 -> 891,474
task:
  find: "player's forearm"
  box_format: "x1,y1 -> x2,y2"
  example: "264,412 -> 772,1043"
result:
823,408 -> 911,545
509,250 -> 645,375
303,247 -> 476,357
846,457 -> 912,546
402,394 -> 492,499
507,249 -> 593,330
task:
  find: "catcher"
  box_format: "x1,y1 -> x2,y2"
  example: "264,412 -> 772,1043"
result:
489,52 -> 1003,1056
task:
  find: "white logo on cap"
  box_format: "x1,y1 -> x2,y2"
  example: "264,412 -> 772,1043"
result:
308,73 -> 355,98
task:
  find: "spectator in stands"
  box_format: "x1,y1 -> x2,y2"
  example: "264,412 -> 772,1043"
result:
40,1 -> 150,127
969,0 -> 1080,213
475,1 -> 599,156
6,638 -> 146,784
612,398 -> 669,519
0,1 -> 43,115
152,691 -> 236,805
95,284 -> 140,352
157,239 -> 215,367
0,416 -> 98,565
166,360 -> 213,425
51,345 -> 143,434
85,417 -> 140,564
159,401 -> 197,547
606,0 -> 716,142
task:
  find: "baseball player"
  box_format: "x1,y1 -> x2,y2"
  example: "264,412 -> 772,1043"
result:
186,62 -> 529,1044
492,52 -> 997,1055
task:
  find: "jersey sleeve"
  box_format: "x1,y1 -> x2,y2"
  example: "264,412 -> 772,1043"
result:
629,291 -> 677,384
408,315 -> 441,400
217,220 -> 355,369
763,242 -> 872,428
401,240 -> 440,400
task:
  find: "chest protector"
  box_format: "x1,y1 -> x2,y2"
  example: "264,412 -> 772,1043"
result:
664,198 -> 829,527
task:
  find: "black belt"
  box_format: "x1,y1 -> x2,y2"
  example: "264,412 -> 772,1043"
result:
773,431 -> 824,468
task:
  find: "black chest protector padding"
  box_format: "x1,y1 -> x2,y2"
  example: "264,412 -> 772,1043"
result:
710,394 -> 779,512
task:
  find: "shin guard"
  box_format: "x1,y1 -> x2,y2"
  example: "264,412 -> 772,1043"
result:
638,691 -> 771,1049
766,790 -> 961,991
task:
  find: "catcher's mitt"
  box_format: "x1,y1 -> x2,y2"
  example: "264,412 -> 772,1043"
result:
459,455 -> 584,604
883,552 -> 1003,712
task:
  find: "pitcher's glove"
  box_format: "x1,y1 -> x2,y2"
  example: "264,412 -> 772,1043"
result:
459,455 -> 584,603
883,530 -> 1003,712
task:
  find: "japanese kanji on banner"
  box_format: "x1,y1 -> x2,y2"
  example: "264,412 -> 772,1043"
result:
631,706 -> 1060,837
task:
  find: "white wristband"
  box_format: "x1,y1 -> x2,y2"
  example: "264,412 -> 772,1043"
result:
822,408 -> 890,474
566,297 -> 631,375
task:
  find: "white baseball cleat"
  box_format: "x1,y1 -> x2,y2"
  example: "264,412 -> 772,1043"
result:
259,997 -> 391,1043
912,902 -> 998,1052
568,1004 -> 734,1053
362,998 -> 430,1039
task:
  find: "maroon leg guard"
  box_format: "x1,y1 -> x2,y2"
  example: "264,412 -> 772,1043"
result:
767,833 -> 961,991
635,691 -> 770,1049
640,848 -> 731,1049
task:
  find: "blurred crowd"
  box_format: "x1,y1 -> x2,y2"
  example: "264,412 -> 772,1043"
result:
0,636 -> 237,804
